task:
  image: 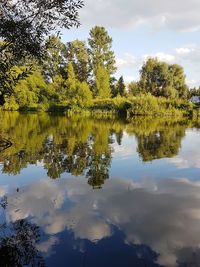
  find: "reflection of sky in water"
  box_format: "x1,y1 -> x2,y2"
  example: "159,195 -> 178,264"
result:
110,129 -> 200,182
1,117 -> 200,266
2,177 -> 200,266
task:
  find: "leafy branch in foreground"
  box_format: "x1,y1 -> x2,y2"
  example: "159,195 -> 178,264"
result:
0,0 -> 84,104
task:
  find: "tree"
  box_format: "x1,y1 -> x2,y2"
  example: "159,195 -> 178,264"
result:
43,35 -> 65,82
168,64 -> 189,99
139,58 -> 170,97
65,40 -> 90,82
0,0 -> 84,58
65,62 -> 77,98
65,62 -> 93,107
128,81 -> 141,96
88,26 -> 116,77
139,58 -> 188,99
0,0 -> 84,105
74,82 -> 93,108
190,87 -> 200,98
95,65 -> 111,98
116,76 -> 126,96
14,70 -> 48,108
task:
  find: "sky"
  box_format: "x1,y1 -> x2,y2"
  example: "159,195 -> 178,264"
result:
62,0 -> 200,87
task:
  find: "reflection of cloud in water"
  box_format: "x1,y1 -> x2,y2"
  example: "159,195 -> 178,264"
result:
112,133 -> 137,160
0,186 -> 7,197
3,177 -> 200,266
169,130 -> 200,169
36,236 -> 59,253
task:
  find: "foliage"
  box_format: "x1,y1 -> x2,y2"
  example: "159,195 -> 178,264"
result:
139,58 -> 189,99
65,40 -> 90,82
0,25 -> 197,118
74,81 -> 93,108
88,26 -> 116,76
114,76 -> 126,97
128,81 -> 141,96
127,94 -> 193,117
0,0 -> 84,104
43,35 -> 65,82
0,0 -> 84,58
95,65 -> 111,98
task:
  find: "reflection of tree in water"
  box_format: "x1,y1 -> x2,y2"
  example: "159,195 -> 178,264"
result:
42,123 -> 113,189
0,112 -> 193,187
43,139 -> 66,179
62,142 -> 90,176
134,119 -> 188,161
87,150 -> 112,189
0,198 -> 45,267
0,113 -> 117,188
115,130 -> 123,146
0,137 -> 12,153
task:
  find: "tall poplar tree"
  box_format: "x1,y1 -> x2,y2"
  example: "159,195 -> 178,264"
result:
88,26 -> 116,77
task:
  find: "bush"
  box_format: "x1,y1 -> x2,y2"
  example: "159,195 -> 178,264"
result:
3,96 -> 19,111
127,94 -> 188,117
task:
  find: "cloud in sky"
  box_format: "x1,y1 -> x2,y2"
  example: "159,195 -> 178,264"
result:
116,44 -> 200,86
62,1 -> 200,86
80,0 -> 200,32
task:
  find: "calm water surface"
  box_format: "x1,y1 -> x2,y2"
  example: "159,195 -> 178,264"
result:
0,112 -> 200,267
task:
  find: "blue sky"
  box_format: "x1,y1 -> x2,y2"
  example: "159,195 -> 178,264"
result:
62,0 -> 200,86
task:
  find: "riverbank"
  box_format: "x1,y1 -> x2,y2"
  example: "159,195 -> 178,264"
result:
1,94 -> 199,118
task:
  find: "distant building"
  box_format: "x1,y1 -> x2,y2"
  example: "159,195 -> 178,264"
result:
190,96 -> 200,104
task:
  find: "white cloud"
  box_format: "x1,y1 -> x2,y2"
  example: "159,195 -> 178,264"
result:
116,45 -> 200,86
175,47 -> 194,55
123,75 -> 136,83
143,52 -> 175,63
116,53 -> 138,68
186,78 -> 197,87
80,0 -> 200,32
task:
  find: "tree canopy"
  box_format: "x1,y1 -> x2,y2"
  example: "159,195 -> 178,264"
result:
88,26 -> 116,76
0,0 -> 84,58
139,58 -> 189,99
0,0 -> 84,105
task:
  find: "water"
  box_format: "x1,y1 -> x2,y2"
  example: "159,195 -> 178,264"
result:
0,112 -> 200,267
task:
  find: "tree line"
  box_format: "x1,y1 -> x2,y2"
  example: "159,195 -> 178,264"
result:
0,0 -> 199,116
0,26 -> 195,111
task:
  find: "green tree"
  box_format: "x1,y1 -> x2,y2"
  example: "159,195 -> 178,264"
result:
95,65 -> 111,98
168,64 -> 189,99
64,62 -> 93,107
74,82 -> 93,107
88,26 -> 116,77
116,76 -> 126,96
139,58 -> 188,99
65,40 -> 90,82
128,81 -> 141,96
0,0 -> 84,105
139,58 -> 170,96
43,35 -> 65,82
65,62 -> 77,99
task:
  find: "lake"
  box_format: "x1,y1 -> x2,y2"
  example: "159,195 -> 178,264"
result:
0,112 -> 200,267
